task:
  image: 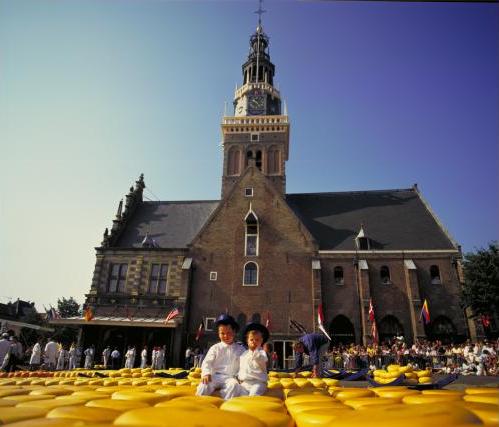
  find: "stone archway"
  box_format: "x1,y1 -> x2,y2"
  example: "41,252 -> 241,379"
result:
329,315 -> 355,345
429,315 -> 456,343
378,315 -> 404,344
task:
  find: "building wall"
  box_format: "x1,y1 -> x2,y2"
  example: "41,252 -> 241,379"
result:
189,166 -> 317,342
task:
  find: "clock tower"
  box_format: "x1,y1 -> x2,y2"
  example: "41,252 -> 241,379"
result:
221,18 -> 290,198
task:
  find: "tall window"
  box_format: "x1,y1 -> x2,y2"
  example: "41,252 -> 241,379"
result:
243,262 -> 258,286
380,266 -> 391,284
430,265 -> 441,284
334,266 -> 344,285
245,212 -> 259,256
255,150 -> 262,170
109,263 -> 128,293
149,263 -> 169,294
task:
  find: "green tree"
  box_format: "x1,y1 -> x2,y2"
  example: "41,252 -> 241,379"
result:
462,242 -> 499,319
53,297 -> 81,345
57,297 -> 81,318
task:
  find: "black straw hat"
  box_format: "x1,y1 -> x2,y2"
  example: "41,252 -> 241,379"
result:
215,314 -> 239,332
242,322 -> 270,344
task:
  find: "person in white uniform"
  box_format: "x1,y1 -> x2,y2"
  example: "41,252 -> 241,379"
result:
0,333 -> 11,370
29,339 -> 42,369
44,338 -> 58,370
124,346 -> 136,369
83,345 -> 94,369
140,346 -> 148,368
102,346 -> 111,368
68,344 -> 77,370
237,323 -> 269,396
56,347 -> 67,370
196,314 -> 244,400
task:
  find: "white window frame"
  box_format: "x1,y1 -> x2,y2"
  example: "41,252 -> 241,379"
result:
251,132 -> 259,141
243,261 -> 259,286
244,209 -> 259,257
209,271 -> 217,281
244,187 -> 254,197
205,317 -> 216,331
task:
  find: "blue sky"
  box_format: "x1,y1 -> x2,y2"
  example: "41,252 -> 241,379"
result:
0,0 -> 497,310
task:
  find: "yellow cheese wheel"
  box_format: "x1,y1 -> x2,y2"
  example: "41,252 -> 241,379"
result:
318,403 -> 481,427
267,381 -> 283,390
168,395 -> 224,407
30,388 -> 73,397
154,386 -> 196,399
86,398 -> 150,411
3,395 -> 57,403
402,394 -> 464,404
285,388 -> 329,398
465,387 -> 499,395
309,379 -> 326,388
418,377 -> 432,384
0,389 -> 30,398
293,378 -> 310,388
0,399 -> 18,407
421,390 -> 464,397
463,394 -> 499,405
461,402 -> 499,425
111,391 -> 169,405
416,370 -> 431,378
373,389 -> 420,400
343,397 -> 401,409
16,398 -> 88,410
0,418 -> 82,427
323,378 -> 340,387
334,389 -> 375,401
0,407 -> 49,424
114,407 -> 266,427
46,406 -> 120,422
244,410 -> 293,427
293,408 -> 349,427
286,394 -> 334,405
221,399 -> 286,413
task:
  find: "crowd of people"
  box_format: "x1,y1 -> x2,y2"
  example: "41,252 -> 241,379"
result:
0,332 -> 169,372
324,338 -> 499,376
1,329 -> 497,377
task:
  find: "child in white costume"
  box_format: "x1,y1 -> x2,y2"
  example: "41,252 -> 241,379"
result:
237,323 -> 269,396
196,314 -> 244,400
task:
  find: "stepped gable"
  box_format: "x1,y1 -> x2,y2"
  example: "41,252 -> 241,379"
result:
114,200 -> 219,249
286,188 -> 456,251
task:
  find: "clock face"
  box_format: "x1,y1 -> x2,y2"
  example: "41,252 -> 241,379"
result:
248,94 -> 265,115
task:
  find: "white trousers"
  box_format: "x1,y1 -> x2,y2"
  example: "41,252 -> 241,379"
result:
196,375 -> 239,400
237,380 -> 267,396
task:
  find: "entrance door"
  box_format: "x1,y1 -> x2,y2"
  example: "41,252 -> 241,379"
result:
273,340 -> 295,369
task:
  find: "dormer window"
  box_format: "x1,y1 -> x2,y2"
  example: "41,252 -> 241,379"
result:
355,225 -> 370,250
245,210 -> 259,256
430,265 -> 441,284
380,266 -> 391,284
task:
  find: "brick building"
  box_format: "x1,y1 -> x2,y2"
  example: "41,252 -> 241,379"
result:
52,22 -> 473,367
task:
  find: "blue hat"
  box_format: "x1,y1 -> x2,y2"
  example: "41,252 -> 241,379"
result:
215,314 -> 239,332
242,322 -> 270,344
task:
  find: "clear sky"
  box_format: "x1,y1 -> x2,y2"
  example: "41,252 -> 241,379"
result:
0,0 -> 497,311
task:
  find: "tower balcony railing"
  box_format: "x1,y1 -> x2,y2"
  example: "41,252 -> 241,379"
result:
222,115 -> 289,126
234,82 -> 280,99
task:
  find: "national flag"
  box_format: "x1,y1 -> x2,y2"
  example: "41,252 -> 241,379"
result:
420,299 -> 430,325
368,299 -> 375,323
84,306 -> 94,322
265,311 -> 271,331
289,319 -> 307,334
317,304 -> 332,341
195,321 -> 205,341
164,307 -> 180,323
371,319 -> 379,344
481,315 -> 491,328
50,307 -> 61,320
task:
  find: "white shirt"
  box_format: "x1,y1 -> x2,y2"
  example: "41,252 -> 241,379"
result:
201,341 -> 245,379
238,348 -> 268,383
44,341 -> 58,363
30,343 -> 42,364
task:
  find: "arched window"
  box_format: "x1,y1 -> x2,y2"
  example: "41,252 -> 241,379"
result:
380,266 -> 391,284
245,212 -> 259,256
334,266 -> 344,285
243,262 -> 258,286
378,315 -> 404,343
227,148 -> 241,176
430,265 -> 441,284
